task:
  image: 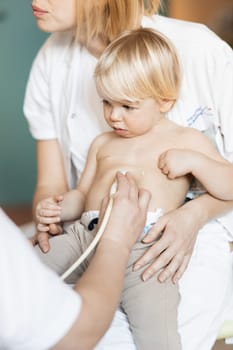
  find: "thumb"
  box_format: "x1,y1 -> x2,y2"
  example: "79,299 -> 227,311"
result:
138,189 -> 151,213
49,223 -> 63,235
29,234 -> 38,246
142,214 -> 166,243
54,194 -> 64,203
98,195 -> 110,227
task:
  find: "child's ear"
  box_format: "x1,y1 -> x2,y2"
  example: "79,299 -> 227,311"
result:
159,99 -> 175,113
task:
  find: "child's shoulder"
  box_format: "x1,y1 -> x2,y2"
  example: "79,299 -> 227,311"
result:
177,125 -> 213,149
91,131 -> 115,148
180,125 -> 205,139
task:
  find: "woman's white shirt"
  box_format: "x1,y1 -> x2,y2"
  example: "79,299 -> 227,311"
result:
24,15 -> 233,238
0,209 -> 81,350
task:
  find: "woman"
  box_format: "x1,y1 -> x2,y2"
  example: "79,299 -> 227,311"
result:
24,1 -> 233,349
0,173 -> 150,350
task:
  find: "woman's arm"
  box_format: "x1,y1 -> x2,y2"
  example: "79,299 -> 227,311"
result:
0,174 -> 150,350
33,139 -> 68,215
52,172 -> 151,350
32,139 -> 68,252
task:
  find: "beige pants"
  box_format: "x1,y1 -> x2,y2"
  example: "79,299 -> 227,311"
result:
35,220 -> 181,350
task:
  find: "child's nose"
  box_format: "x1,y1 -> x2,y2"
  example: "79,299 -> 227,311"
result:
110,107 -> 122,121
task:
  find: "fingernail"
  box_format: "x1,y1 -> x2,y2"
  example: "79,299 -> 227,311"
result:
158,276 -> 166,283
142,235 -> 150,243
133,264 -> 141,271
142,272 -> 151,282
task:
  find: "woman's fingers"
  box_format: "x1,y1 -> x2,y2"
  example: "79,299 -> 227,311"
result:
37,231 -> 51,253
98,195 -> 109,227
138,188 -> 151,212
49,223 -> 63,235
29,234 -> 38,246
142,216 -> 168,243
101,172 -> 151,250
31,223 -> 62,252
133,207 -> 198,282
133,236 -> 172,275
30,231 -> 51,253
126,172 -> 139,200
157,251 -> 187,283
172,254 -> 191,283
135,245 -> 189,283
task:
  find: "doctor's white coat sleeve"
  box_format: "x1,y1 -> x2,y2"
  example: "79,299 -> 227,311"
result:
0,208 -> 81,350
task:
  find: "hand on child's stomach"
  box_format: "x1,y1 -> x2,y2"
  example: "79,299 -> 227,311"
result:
100,172 -> 151,252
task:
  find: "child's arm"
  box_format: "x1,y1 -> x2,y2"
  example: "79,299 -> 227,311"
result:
36,134 -> 105,225
158,129 -> 233,200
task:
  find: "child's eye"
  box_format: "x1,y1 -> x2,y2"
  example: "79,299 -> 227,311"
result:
122,104 -> 135,110
102,99 -> 111,106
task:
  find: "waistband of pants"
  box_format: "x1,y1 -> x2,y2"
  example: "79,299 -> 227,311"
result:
80,209 -> 163,236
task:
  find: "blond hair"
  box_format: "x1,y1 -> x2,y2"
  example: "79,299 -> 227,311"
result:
94,28 -> 181,104
75,0 -> 160,45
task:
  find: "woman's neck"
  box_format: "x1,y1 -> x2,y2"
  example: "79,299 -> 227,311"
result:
85,36 -> 109,58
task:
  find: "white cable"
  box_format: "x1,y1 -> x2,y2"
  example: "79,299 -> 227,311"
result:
61,182 -> 116,281
61,170 -> 129,281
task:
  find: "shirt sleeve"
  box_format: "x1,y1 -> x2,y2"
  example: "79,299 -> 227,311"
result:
0,208 -> 81,350
214,42 -> 233,162
23,34 -> 58,140
212,42 -> 233,238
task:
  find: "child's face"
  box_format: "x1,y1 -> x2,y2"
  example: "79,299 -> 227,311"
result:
102,97 -> 164,138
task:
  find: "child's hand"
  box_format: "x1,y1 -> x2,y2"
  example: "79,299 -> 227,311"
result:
36,195 -> 63,226
158,149 -> 195,179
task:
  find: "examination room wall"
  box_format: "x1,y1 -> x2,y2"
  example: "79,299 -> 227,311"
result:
0,1 -> 47,208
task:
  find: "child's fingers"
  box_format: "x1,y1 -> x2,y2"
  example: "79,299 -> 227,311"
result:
37,207 -> 61,218
158,152 -> 166,168
161,165 -> 169,175
37,223 -> 50,232
37,215 -> 61,224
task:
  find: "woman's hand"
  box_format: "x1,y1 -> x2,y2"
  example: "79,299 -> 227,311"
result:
99,172 -> 151,253
30,222 -> 63,253
133,204 -> 201,283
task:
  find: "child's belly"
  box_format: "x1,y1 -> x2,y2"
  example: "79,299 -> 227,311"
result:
84,166 -> 190,213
